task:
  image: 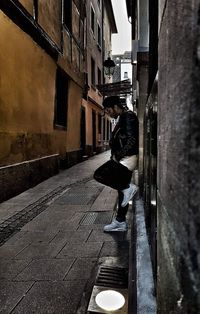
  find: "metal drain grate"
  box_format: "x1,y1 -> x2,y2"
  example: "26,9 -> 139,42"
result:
81,211 -> 113,225
95,266 -> 128,289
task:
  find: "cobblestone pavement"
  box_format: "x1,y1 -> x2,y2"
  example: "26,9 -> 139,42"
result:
0,151 -> 132,314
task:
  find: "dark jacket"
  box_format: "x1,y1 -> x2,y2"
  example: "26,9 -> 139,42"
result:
109,110 -> 139,161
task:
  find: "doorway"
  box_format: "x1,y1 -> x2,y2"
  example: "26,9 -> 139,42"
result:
92,110 -> 96,153
80,106 -> 86,156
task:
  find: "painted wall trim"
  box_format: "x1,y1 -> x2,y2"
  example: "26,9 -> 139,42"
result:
0,154 -> 59,170
0,0 -> 60,60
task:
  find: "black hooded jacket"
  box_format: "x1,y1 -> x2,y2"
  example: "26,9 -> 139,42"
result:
109,110 -> 139,161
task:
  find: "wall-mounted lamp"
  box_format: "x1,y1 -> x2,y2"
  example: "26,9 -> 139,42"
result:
103,54 -> 116,79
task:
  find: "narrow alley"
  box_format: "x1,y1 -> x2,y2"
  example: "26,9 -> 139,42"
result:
0,151 -> 155,313
1,0 -> 200,313
0,151 -> 125,313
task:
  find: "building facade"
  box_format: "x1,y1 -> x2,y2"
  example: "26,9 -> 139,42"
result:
0,0 -> 117,202
0,0 -> 85,201
112,51 -> 132,83
126,0 -> 200,312
81,0 -> 117,156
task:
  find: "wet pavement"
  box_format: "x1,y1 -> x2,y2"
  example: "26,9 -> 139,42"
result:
0,151 -> 133,314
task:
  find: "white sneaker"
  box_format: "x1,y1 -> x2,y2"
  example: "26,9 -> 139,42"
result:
103,219 -> 128,232
121,184 -> 138,207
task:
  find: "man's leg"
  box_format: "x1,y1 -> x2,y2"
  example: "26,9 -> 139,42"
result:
103,156 -> 138,232
103,191 -> 129,232
116,191 -> 129,222
120,155 -> 138,207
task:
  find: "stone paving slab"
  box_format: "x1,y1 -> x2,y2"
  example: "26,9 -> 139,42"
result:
14,243 -> 65,260
57,242 -> 103,259
87,229 -> 125,242
0,259 -> 31,280
100,240 -> 130,258
47,204 -> 89,212
0,244 -> 30,259
11,281 -> 86,314
20,210 -> 84,232
77,223 -> 112,231
0,281 -> 34,314
14,258 -> 75,281
21,209 -> 75,225
5,231 -> 58,246
50,229 -> 91,247
66,257 -> 97,280
91,187 -> 118,211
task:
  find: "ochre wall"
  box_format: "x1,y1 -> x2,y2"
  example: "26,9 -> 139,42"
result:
18,0 -> 33,14
66,80 -> 82,152
0,1 -> 85,200
18,0 -> 62,49
38,0 -> 62,48
0,12 -> 61,166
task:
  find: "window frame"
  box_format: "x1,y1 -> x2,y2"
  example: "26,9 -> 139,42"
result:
91,57 -> 96,87
33,0 -> 38,21
90,4 -> 95,35
97,21 -> 101,49
98,67 -> 102,85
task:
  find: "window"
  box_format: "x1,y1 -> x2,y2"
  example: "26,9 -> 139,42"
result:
97,22 -> 101,48
98,114 -> 102,134
98,67 -> 101,85
54,68 -> 68,128
91,57 -> 95,86
91,5 -> 95,34
124,71 -> 128,79
63,0 -> 72,31
103,117 -> 106,140
33,0 -> 38,21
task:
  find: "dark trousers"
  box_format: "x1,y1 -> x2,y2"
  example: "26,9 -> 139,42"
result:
94,160 -> 132,222
116,190 -> 129,222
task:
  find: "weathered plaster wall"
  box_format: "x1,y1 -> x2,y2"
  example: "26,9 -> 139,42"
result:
66,80 -> 82,151
0,1 -> 85,200
86,0 -> 103,87
38,0 -> 62,48
157,0 -> 200,312
0,12 -> 57,166
18,0 -> 33,15
85,104 -> 93,146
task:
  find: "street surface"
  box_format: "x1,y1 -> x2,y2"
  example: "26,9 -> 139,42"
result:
0,151 -> 132,314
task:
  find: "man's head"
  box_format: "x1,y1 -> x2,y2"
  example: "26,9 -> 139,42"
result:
102,96 -> 124,119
